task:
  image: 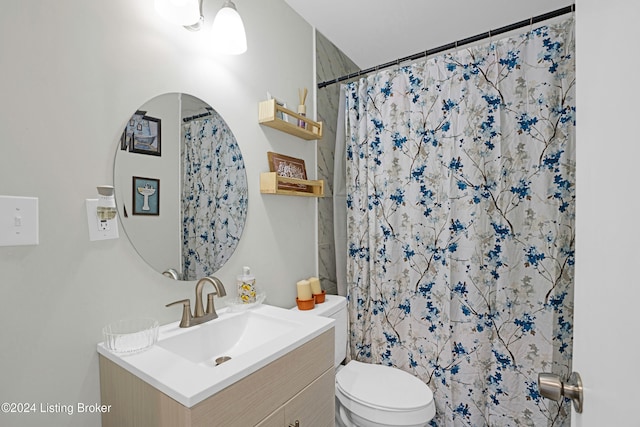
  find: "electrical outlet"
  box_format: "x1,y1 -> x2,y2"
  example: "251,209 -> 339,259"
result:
86,199 -> 119,241
97,219 -> 110,231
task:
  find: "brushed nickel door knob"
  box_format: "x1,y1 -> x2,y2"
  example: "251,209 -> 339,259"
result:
538,372 -> 583,413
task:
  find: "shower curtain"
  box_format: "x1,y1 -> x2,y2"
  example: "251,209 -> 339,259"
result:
342,18 -> 575,426
181,117 -> 247,280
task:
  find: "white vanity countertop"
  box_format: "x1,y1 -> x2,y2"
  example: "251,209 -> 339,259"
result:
97,304 -> 334,408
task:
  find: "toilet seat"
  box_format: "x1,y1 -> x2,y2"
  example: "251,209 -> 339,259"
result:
336,361 -> 435,426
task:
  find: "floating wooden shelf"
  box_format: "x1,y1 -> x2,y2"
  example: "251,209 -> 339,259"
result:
258,99 -> 323,140
260,172 -> 324,197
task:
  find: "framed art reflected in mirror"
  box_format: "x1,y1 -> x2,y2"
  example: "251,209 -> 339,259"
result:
121,112 -> 161,156
132,176 -> 159,216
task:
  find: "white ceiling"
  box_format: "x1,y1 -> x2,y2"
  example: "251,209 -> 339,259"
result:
285,0 -> 574,70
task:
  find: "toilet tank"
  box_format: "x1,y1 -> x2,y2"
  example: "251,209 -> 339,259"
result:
291,294 -> 347,367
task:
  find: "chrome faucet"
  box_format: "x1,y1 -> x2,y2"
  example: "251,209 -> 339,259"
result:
166,276 -> 227,328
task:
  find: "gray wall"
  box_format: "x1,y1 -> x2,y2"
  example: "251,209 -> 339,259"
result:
0,2 -> 317,426
315,31 -> 359,296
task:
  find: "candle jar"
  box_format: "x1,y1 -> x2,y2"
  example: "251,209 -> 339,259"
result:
296,297 -> 315,310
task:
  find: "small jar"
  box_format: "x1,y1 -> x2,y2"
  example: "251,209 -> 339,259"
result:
297,105 -> 307,129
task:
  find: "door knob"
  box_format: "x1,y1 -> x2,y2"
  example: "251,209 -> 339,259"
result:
537,372 -> 583,413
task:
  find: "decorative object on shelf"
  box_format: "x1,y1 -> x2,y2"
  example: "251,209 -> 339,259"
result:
132,176 -> 160,216
258,99 -> 323,140
297,88 -> 308,129
267,151 -> 310,192
266,91 -> 288,122
259,172 -> 324,197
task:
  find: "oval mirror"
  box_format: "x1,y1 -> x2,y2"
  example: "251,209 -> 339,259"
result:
114,93 -> 248,281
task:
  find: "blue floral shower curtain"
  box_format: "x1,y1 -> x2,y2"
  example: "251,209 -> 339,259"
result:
181,117 -> 247,280
343,18 -> 575,426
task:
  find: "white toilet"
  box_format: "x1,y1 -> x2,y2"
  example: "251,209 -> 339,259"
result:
292,294 -> 436,427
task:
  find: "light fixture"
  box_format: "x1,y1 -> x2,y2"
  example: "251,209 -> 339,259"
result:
154,0 -> 201,26
155,0 -> 247,55
210,1 -> 247,55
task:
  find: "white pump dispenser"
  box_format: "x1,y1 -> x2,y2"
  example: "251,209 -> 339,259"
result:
237,266 -> 256,303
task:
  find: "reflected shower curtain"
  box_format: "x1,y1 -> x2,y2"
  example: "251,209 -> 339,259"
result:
181,117 -> 247,280
343,18 -> 575,426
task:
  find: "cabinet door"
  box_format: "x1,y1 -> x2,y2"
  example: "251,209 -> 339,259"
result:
256,407 -> 285,427
285,368 -> 335,427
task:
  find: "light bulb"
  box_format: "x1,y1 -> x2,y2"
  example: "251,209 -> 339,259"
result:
211,1 -> 247,55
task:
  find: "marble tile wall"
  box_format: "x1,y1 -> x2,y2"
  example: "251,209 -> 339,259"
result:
316,31 -> 359,295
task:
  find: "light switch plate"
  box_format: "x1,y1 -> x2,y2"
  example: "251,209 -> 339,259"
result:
86,199 -> 119,241
0,195 -> 39,246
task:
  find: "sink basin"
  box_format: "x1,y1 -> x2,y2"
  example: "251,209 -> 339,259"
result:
156,310 -> 297,367
97,303 -> 334,408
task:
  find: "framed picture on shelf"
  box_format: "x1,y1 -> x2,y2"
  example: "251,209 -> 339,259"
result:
267,151 -> 311,192
128,115 -> 161,156
132,176 -> 160,216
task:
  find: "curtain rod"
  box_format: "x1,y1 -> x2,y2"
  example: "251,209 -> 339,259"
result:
317,4 -> 575,89
182,110 -> 213,123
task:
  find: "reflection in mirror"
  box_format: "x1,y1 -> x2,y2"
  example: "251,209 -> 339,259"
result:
114,93 -> 248,281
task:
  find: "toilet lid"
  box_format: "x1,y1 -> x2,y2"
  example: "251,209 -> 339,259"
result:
336,361 -> 433,411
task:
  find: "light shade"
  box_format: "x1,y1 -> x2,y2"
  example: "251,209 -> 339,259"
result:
211,1 -> 247,55
155,0 -> 201,26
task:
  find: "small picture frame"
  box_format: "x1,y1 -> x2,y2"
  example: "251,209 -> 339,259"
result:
267,152 -> 310,192
267,92 -> 289,122
120,132 -> 132,151
132,176 -> 160,216
129,115 -> 161,156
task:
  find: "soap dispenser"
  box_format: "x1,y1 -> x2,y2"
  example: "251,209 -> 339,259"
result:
237,266 -> 256,304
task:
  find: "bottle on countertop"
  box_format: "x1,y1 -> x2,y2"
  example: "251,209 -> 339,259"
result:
237,266 -> 257,304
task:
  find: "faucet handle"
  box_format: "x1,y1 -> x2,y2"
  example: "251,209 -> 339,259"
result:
205,293 -> 219,318
166,299 -> 192,328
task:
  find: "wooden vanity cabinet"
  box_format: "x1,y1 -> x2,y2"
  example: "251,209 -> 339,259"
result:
99,329 -> 335,427
256,368 -> 334,427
